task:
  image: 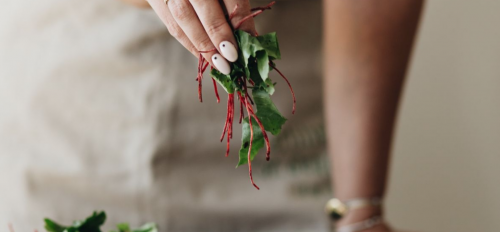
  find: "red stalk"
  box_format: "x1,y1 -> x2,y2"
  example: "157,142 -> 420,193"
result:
226,93 -> 234,156
221,93 -> 235,157
225,96 -> 231,157
230,95 -> 234,139
246,94 -> 254,105
229,4 -> 239,20
212,78 -> 220,103
243,81 -> 271,161
272,64 -> 296,114
246,105 -> 270,161
239,92 -> 259,190
226,124 -> 231,157
220,96 -> 230,142
197,54 -> 204,102
250,1 -> 276,12
228,94 -> 234,140
196,55 -> 214,103
239,94 -> 244,124
202,61 -> 209,73
234,1 -> 276,30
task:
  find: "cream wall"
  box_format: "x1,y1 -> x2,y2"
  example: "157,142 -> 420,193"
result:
387,1 -> 500,231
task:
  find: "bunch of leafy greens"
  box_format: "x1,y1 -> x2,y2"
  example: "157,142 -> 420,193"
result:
210,30 -> 287,167
44,211 -> 157,232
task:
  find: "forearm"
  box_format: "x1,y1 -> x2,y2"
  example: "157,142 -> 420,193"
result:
323,0 -> 423,220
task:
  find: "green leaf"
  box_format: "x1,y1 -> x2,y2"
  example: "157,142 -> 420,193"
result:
235,30 -> 264,68
132,223 -> 158,232
235,30 -> 279,84
256,50 -> 270,82
237,117 -> 265,167
44,219 -> 67,232
237,89 -> 287,166
210,69 -> 235,94
115,223 -> 131,232
248,60 -> 275,95
256,32 -> 281,60
43,212 -> 158,232
44,211 -> 106,232
74,211 -> 106,232
264,78 -> 275,95
253,89 -> 287,135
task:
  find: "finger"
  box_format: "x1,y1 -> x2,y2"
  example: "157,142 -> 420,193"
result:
168,0 -> 231,74
190,0 -> 239,62
147,0 -> 198,57
223,0 -> 258,35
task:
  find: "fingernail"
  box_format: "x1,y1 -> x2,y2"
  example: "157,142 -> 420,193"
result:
219,41 -> 238,62
212,54 -> 231,75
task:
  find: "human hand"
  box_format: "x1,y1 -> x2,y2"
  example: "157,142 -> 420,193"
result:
146,0 -> 259,75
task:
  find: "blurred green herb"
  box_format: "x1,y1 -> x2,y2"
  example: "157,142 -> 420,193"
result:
44,211 -> 157,232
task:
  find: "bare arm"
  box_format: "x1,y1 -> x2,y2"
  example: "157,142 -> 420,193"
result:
323,0 -> 424,229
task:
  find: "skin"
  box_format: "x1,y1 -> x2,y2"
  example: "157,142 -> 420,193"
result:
144,0 -> 257,71
323,0 -> 424,231
122,0 -> 424,231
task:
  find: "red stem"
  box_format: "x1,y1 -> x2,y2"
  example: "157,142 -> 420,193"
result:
230,94 -> 234,139
243,81 -> 271,161
246,94 -> 254,105
226,124 -> 231,157
239,94 -> 244,124
220,95 -> 230,142
272,64 -> 296,114
226,95 -> 233,157
197,55 -> 204,102
234,1 -> 275,30
250,1 -> 276,12
246,105 -> 270,161
202,61 -> 209,73
239,92 -> 259,190
229,4 -> 239,20
212,78 -> 220,103
196,57 -> 211,103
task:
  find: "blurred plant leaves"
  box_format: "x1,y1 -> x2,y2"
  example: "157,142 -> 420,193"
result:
44,211 -> 157,232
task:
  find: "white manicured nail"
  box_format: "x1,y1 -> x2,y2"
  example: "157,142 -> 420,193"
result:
212,54 -> 231,75
219,41 -> 238,62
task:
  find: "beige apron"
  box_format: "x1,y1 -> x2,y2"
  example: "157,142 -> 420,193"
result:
0,0 -> 328,231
